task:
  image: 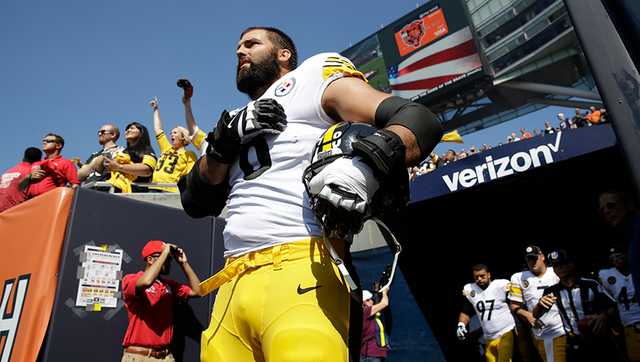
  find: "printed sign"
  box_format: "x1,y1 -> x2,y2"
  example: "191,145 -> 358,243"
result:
75,245 -> 123,309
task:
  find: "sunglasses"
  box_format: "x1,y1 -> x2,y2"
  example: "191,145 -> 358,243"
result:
42,139 -> 58,144
98,130 -> 113,135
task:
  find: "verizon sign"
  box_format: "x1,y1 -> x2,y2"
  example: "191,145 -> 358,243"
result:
443,133 -> 561,192
410,125 -> 618,203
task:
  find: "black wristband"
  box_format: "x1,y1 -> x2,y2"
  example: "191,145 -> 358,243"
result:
352,129 -> 406,177
178,158 -> 229,218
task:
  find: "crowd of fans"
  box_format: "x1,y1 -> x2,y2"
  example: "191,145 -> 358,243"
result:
456,190 -> 640,362
410,106 -> 609,181
0,79 -> 206,212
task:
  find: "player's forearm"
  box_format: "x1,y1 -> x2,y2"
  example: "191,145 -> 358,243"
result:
200,157 -> 230,185
386,124 -> 421,165
180,261 -> 202,296
458,312 -> 470,325
532,303 -> 546,318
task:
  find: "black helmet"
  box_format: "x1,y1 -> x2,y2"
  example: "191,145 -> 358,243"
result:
302,122 -> 409,238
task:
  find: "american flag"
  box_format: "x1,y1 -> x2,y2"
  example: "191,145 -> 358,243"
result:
388,27 -> 482,100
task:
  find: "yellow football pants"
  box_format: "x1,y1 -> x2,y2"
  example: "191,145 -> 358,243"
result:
533,335 -> 567,362
626,325 -> 640,362
485,329 -> 514,362
200,238 -> 350,362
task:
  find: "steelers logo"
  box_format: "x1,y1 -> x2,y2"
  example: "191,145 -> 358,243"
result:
523,280 -> 529,288
275,77 -> 296,97
608,276 -> 616,285
470,290 -> 476,297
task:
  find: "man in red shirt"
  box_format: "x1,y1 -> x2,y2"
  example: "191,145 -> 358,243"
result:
121,240 -> 202,361
0,147 -> 42,212
27,133 -> 80,198
360,288 -> 390,362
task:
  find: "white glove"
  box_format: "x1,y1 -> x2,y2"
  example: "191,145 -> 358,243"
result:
308,156 -> 379,213
456,322 -> 467,340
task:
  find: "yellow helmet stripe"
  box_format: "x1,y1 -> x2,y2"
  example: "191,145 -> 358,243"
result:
321,123 -> 341,152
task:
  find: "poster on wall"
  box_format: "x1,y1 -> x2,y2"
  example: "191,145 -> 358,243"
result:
75,245 -> 123,309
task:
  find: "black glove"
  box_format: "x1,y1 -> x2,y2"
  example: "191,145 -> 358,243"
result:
238,98 -> 287,143
205,110 -> 241,164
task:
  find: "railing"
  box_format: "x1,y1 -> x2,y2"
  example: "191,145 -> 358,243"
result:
81,181 -> 178,193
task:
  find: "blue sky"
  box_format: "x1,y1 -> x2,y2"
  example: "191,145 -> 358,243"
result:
0,0 -> 570,171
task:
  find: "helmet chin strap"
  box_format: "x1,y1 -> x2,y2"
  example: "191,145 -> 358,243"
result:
320,216 -> 402,295
321,223 -> 359,293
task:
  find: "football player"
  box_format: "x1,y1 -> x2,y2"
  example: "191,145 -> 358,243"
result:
178,27 -> 443,362
509,246 -> 566,362
599,248 -> 640,361
533,249 -> 619,361
457,264 -> 516,362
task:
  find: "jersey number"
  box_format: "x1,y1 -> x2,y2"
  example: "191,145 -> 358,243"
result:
156,154 -> 179,174
618,287 -> 637,311
476,299 -> 495,321
240,138 -> 272,180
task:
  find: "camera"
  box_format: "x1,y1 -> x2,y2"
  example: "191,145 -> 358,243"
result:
372,264 -> 393,294
177,79 -> 192,89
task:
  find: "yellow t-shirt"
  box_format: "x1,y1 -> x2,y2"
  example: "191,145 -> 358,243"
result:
107,151 -> 157,193
150,132 -> 197,192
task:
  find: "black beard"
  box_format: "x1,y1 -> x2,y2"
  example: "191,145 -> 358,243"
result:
236,51 -> 280,98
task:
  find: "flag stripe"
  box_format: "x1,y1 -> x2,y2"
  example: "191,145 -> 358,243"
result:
390,74 -> 460,91
397,39 -> 477,77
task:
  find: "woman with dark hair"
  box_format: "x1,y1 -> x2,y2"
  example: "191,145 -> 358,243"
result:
104,122 -> 157,193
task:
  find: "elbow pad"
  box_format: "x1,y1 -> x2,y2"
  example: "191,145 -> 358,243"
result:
178,158 -> 229,218
374,96 -> 443,159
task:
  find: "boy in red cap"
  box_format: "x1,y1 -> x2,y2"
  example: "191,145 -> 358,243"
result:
121,240 -> 201,362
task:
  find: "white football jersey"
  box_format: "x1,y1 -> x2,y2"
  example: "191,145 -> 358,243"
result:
463,279 -> 515,340
509,268 -> 565,339
599,268 -> 640,326
223,53 -> 365,257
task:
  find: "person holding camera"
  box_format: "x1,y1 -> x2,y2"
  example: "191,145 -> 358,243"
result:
361,288 -> 390,362
533,249 -> 619,361
121,240 -> 202,362
148,97 -> 198,192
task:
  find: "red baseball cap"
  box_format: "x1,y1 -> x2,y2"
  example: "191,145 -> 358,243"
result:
141,240 -> 165,260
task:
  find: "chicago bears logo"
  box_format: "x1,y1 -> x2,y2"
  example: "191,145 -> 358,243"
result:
470,290 -> 476,298
608,276 -> 616,285
400,20 -> 424,48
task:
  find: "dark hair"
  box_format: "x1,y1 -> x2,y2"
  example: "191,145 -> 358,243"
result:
45,133 -> 65,149
241,27 -> 297,70
471,264 -> 489,273
124,122 -> 155,163
23,147 -> 42,163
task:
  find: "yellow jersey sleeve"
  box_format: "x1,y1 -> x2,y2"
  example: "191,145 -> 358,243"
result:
322,55 -> 366,82
156,131 -> 172,154
142,154 -> 157,170
191,128 -> 207,151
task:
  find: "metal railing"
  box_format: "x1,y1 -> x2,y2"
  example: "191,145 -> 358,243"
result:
81,181 -> 178,193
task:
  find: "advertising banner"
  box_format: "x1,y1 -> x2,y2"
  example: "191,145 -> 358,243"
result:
410,125 -> 618,202
0,188 -> 74,362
